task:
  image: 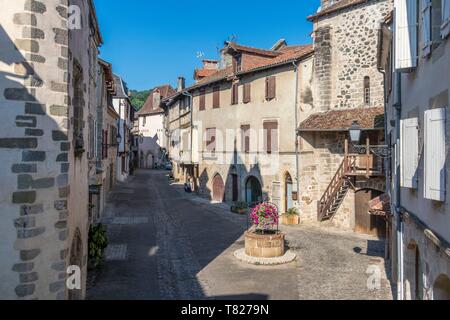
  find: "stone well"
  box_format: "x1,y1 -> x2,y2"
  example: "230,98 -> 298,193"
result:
244,231 -> 285,258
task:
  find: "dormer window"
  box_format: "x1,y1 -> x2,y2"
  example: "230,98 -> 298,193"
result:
233,54 -> 242,73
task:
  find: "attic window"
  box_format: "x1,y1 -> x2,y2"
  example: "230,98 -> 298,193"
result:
233,55 -> 242,73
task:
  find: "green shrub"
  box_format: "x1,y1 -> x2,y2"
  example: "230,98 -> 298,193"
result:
88,223 -> 109,268
285,208 -> 299,216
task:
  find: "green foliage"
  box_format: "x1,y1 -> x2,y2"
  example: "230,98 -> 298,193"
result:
285,207 -> 299,216
129,89 -> 150,111
235,201 -> 248,209
88,223 -> 109,268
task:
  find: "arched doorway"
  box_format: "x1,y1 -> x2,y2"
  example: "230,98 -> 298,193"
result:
433,274 -> 450,300
212,174 -> 225,202
354,188 -> 386,237
245,176 -> 262,205
68,229 -> 83,300
405,242 -> 423,300
146,152 -> 154,169
284,173 -> 293,212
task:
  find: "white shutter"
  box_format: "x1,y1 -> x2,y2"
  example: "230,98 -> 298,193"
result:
442,0 -> 450,39
401,118 -> 419,188
395,0 -> 418,70
421,0 -> 432,56
424,108 -> 447,201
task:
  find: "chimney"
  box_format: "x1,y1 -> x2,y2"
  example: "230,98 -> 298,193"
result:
202,59 -> 219,70
153,89 -> 161,109
177,77 -> 185,92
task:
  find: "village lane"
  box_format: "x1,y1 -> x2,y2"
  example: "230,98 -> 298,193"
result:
86,170 -> 393,300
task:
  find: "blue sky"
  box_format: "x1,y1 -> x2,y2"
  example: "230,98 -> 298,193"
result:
94,0 -> 321,91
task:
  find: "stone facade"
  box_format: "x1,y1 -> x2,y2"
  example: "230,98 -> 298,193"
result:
311,0 -> 391,111
297,0 -> 391,231
0,0 -> 102,299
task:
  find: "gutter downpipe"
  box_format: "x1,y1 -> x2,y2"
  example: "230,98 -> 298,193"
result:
394,71 -> 404,300
292,61 -> 300,205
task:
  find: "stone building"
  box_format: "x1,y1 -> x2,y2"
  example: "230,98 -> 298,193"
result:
379,0 -> 450,299
89,59 -> 117,222
0,0 -> 102,299
165,40 -> 314,212
162,77 -> 195,184
295,0 -> 392,237
136,84 -> 175,169
112,74 -> 133,182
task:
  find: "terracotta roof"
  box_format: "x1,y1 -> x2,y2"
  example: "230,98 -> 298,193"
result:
225,42 -> 281,57
308,0 -> 368,21
298,107 -> 385,131
138,85 -> 175,115
369,193 -> 391,216
194,68 -> 218,80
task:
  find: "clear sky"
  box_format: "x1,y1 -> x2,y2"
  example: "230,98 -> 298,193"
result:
94,0 -> 321,91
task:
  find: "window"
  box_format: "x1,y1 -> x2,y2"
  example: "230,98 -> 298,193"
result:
401,118 -> 419,188
102,130 -> 108,159
72,62 -> 84,155
431,0 -> 443,46
199,89 -> 206,110
265,76 -> 276,100
364,76 -> 371,105
231,83 -> 239,105
263,121 -> 278,154
424,108 -> 446,201
206,127 -> 216,154
243,83 -> 251,104
88,116 -> 95,159
142,116 -> 146,126
442,0 -> 450,38
233,55 -> 242,73
395,0 -> 418,69
213,86 -> 220,108
241,125 -> 250,153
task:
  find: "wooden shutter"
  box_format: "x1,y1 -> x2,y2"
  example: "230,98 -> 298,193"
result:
231,83 -> 238,105
401,118 -> 419,188
395,0 -> 418,70
421,0 -> 432,55
213,86 -> 220,108
441,0 -> 450,38
263,121 -> 278,154
199,89 -> 206,110
243,83 -> 251,104
241,125 -> 250,153
424,108 -> 446,201
265,76 -> 276,100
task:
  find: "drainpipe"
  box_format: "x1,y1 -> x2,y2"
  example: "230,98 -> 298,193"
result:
394,72 -> 404,300
292,61 -> 300,206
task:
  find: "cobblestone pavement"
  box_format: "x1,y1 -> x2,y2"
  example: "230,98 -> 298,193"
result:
86,170 -> 394,300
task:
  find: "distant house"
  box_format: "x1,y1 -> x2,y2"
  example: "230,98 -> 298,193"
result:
137,85 -> 175,168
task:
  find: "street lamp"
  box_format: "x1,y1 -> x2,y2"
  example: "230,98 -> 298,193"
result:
348,120 -> 390,158
349,120 -> 362,144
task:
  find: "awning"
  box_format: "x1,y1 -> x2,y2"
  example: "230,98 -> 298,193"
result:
368,193 -> 391,216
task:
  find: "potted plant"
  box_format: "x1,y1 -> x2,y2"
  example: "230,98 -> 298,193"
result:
244,202 -> 285,258
281,208 -> 300,225
231,201 -> 248,214
87,223 -> 109,269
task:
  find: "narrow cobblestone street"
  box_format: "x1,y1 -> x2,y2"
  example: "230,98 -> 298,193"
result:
86,170 -> 393,300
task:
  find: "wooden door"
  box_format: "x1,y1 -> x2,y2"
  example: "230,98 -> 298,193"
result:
232,174 -> 238,202
212,174 -> 225,202
355,189 -> 386,238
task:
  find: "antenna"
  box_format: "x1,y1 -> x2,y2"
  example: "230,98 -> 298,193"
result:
196,51 -> 205,59
228,34 -> 237,43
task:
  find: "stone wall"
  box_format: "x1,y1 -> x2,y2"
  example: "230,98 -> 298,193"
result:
312,0 -> 391,110
0,0 -> 100,299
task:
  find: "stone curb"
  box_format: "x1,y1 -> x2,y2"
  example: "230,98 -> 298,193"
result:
233,248 -> 296,265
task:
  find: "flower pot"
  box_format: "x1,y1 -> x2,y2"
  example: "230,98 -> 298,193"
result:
244,230 -> 285,258
231,206 -> 248,215
281,214 -> 299,225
